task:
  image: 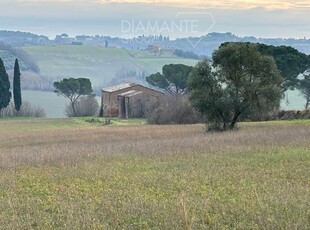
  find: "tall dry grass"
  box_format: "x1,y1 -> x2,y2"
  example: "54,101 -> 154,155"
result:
0,120 -> 309,229
0,123 -> 309,169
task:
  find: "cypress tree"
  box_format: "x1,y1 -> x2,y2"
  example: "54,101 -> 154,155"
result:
0,58 -> 11,113
13,59 -> 22,111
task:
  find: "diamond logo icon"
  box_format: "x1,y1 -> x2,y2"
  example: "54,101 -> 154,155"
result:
176,12 -> 215,48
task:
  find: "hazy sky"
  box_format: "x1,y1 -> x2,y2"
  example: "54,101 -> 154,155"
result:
0,0 -> 309,39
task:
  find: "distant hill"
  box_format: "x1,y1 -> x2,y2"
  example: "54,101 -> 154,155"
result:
168,33 -> 310,56
1,30 -> 309,93
21,45 -> 198,92
1,30 -> 310,56
0,30 -> 49,46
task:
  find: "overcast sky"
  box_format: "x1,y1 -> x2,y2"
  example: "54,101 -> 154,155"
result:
0,0 -> 309,39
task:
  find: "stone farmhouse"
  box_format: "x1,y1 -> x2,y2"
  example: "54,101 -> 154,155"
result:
101,83 -> 164,118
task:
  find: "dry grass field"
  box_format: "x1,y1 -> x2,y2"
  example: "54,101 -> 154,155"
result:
0,118 -> 310,229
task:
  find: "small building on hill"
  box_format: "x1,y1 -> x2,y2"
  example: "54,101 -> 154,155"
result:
101,83 -> 164,118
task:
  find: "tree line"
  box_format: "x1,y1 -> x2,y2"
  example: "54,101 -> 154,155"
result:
146,42 -> 310,131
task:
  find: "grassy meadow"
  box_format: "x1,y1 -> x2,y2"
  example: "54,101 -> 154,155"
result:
0,118 -> 309,229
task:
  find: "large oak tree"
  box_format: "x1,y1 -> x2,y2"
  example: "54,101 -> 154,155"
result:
188,43 -> 283,131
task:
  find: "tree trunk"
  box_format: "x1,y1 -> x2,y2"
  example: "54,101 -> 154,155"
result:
217,110 -> 226,131
71,102 -> 76,117
230,112 -> 241,130
223,122 -> 227,131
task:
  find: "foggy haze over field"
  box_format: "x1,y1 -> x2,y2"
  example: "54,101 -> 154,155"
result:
0,0 -> 309,39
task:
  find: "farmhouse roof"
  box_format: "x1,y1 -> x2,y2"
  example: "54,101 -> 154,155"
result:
102,82 -> 136,93
101,82 -> 164,95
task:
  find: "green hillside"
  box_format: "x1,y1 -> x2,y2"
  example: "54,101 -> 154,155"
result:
22,45 -> 198,86
0,42 -> 39,72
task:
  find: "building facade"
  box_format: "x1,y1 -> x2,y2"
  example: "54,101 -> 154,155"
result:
102,83 -> 164,118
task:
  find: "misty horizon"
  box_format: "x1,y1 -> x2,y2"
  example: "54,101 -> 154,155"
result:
0,1 -> 309,40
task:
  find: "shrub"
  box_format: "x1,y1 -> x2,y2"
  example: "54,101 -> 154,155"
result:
65,96 -> 99,117
147,95 -> 202,124
246,109 -> 310,121
272,109 -> 310,120
1,101 -> 45,117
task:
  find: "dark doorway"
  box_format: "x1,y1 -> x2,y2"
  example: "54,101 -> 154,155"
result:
119,96 -> 126,118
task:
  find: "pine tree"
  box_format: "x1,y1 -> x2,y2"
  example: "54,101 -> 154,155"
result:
13,59 -> 22,111
0,58 -> 11,113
